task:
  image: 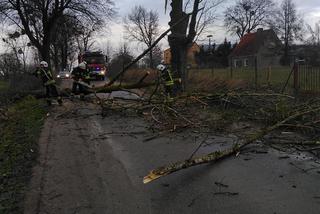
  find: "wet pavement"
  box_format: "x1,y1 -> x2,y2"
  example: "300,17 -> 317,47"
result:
24,80 -> 320,214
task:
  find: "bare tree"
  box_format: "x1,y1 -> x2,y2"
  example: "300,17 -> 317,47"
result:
50,15 -> 105,72
271,0 -> 303,64
165,0 -> 223,92
124,6 -> 160,69
306,21 -> 320,46
142,44 -> 163,68
109,42 -> 136,76
2,31 -> 32,73
0,0 -> 115,63
184,0 -> 222,41
224,0 -> 275,39
51,15 -> 78,72
75,21 -> 103,53
0,52 -> 20,79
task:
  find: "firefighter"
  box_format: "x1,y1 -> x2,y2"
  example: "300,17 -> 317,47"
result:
157,63 -> 174,101
34,61 -> 62,106
71,62 -> 91,98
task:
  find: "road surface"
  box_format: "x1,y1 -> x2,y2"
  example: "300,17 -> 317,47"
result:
24,81 -> 320,214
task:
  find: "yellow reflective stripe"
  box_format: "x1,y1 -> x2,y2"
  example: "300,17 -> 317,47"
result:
165,81 -> 174,86
39,68 -> 53,80
167,70 -> 173,82
44,80 -> 56,86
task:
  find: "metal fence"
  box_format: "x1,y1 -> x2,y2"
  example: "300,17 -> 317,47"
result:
230,66 -> 293,90
190,66 -> 293,89
297,65 -> 320,92
190,65 -> 320,94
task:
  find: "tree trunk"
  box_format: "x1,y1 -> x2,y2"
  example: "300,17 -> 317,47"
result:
40,41 -> 50,64
168,0 -> 189,93
41,25 -> 51,63
169,36 -> 187,93
53,44 -> 59,72
179,45 -> 188,91
61,38 -> 68,70
149,49 -> 154,69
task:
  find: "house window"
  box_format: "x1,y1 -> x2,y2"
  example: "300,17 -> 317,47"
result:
234,59 -> 242,68
244,59 -> 249,67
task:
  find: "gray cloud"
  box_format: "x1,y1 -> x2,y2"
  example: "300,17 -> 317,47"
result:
1,0 -> 319,54
109,0 -> 320,45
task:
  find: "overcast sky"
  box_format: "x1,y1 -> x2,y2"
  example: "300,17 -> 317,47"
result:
101,0 -> 320,51
1,0 -> 320,55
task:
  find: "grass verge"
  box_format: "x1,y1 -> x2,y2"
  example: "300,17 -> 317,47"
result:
0,96 -> 47,214
190,66 -> 293,91
0,81 -> 9,92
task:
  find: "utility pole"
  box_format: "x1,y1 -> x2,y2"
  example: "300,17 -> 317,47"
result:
207,35 -> 214,77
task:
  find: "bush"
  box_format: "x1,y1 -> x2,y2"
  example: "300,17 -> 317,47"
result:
8,73 -> 42,92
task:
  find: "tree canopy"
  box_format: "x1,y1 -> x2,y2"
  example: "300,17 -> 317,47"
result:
0,0 -> 116,62
224,0 -> 275,39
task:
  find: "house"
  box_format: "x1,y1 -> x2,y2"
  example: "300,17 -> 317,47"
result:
164,42 -> 200,67
229,28 -> 282,69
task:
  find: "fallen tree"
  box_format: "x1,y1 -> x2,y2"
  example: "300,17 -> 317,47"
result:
143,105 -> 320,184
91,82 -> 155,94
107,11 -> 195,87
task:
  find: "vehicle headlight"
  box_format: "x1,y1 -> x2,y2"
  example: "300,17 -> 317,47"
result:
101,71 -> 105,75
66,74 -> 70,77
57,75 -> 60,78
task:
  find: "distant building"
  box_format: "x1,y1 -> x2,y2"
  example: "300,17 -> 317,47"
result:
164,42 -> 200,67
229,28 -> 282,69
289,45 -> 320,66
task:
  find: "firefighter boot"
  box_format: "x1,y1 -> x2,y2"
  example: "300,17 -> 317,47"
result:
46,98 -> 52,106
80,93 -> 85,100
57,97 -> 63,106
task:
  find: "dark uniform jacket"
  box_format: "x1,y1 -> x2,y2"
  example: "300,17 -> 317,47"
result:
34,68 -> 55,86
71,67 -> 90,81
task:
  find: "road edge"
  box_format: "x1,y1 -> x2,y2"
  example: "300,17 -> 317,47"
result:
24,116 -> 52,214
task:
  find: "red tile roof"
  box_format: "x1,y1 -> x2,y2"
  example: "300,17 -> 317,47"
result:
230,29 -> 280,57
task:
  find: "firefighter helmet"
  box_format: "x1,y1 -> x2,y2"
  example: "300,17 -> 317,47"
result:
40,61 -> 48,68
157,64 -> 166,72
79,62 -> 87,69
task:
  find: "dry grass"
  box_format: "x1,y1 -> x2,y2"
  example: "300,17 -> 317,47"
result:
187,72 -> 248,92
190,66 -> 294,90
120,68 -> 248,93
120,68 -> 158,84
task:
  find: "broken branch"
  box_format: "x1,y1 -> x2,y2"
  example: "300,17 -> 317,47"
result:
143,106 -> 320,184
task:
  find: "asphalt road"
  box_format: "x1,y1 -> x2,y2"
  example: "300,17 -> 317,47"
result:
24,80 -> 320,214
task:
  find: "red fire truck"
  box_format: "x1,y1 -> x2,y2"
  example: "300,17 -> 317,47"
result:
78,51 -> 108,81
